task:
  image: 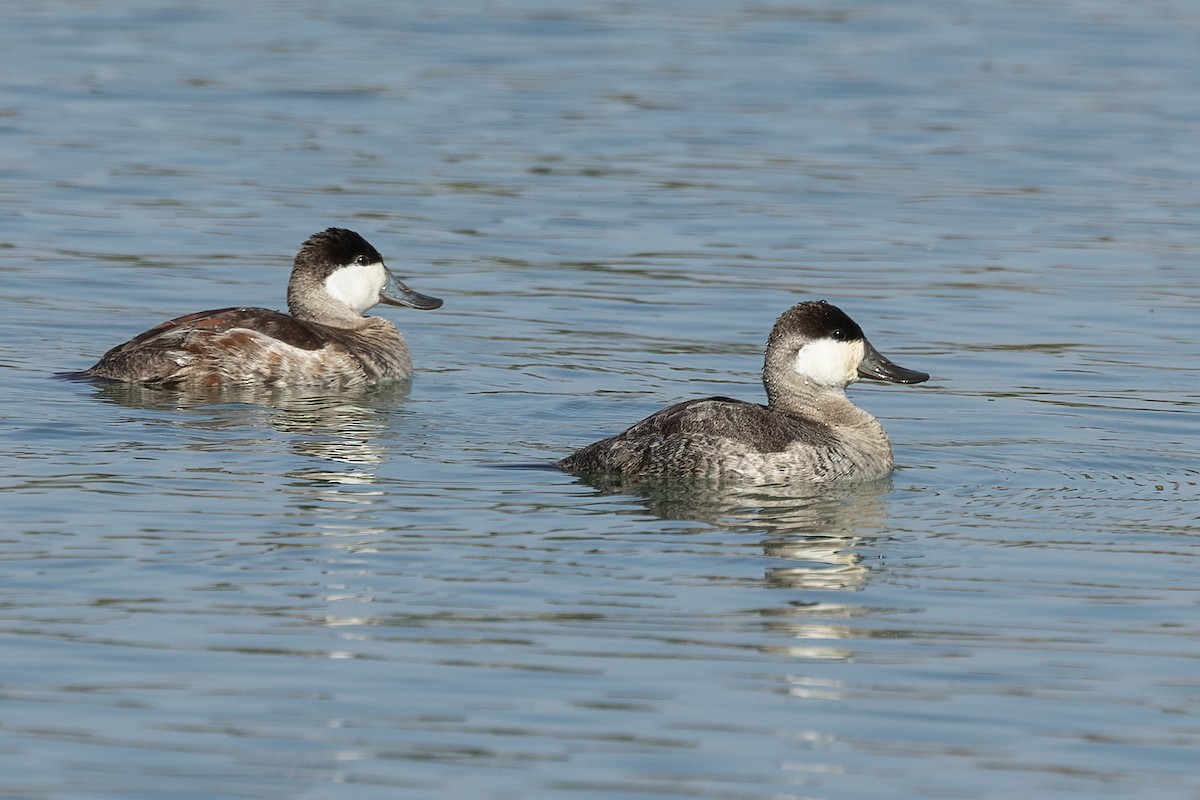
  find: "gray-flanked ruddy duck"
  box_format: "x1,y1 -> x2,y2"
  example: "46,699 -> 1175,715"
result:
556,300 -> 929,484
84,228 -> 443,388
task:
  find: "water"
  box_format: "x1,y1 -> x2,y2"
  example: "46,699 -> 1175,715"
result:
3,0 -> 1200,797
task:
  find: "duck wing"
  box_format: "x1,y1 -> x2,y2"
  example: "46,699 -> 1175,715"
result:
85,307 -> 329,383
120,307 -> 327,350
559,396 -> 835,476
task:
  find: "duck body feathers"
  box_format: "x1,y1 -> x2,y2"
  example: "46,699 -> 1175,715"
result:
556,394 -> 893,484
84,306 -> 412,388
82,229 -> 441,388
557,300 -> 928,485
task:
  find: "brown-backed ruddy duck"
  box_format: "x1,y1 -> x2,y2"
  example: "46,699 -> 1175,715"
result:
84,228 -> 442,388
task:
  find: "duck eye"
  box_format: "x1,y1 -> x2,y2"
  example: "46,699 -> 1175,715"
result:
830,328 -> 846,341
354,255 -> 368,266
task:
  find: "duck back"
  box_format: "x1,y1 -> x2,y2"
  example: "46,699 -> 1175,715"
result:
84,307 -> 411,388
556,396 -> 889,482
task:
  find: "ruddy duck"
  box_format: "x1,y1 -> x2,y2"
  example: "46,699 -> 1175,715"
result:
557,301 -> 929,483
84,228 -> 442,388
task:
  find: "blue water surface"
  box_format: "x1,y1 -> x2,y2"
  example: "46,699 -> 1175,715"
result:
2,1 -> 1199,798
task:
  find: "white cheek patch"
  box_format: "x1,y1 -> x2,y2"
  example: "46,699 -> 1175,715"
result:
324,262 -> 385,314
793,339 -> 863,386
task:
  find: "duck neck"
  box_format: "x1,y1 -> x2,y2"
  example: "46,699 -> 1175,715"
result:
763,365 -> 878,429
287,292 -> 372,329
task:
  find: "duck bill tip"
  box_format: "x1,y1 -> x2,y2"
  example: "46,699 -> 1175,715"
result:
858,340 -> 929,384
380,272 -> 443,310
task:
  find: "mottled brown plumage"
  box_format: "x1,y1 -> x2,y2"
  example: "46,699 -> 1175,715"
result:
84,229 -> 442,388
557,301 -> 929,484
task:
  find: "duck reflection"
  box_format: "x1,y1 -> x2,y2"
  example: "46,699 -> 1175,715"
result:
564,474 -> 895,665
89,378 -> 412,478
567,473 -> 893,592
84,380 -> 416,623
